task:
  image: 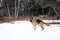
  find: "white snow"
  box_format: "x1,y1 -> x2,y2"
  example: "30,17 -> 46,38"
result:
0,20 -> 60,40
43,20 -> 60,23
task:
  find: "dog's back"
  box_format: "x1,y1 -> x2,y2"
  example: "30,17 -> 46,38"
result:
30,17 -> 43,24
36,19 -> 42,24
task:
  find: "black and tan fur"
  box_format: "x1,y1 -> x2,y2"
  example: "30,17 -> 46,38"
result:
30,17 -> 49,31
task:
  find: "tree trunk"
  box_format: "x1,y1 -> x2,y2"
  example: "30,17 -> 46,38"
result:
16,0 -> 20,18
7,4 -> 10,17
52,6 -> 59,15
15,0 -> 17,18
48,7 -> 50,16
42,8 -> 44,16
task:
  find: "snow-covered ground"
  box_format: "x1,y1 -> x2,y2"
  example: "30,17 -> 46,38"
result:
43,20 -> 60,23
0,20 -> 60,40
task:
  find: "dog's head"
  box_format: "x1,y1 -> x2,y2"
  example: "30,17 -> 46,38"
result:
30,17 -> 34,22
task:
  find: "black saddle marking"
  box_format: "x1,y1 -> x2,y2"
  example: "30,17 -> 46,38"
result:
36,19 -> 42,24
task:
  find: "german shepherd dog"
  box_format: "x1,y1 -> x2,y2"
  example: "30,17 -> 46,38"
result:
30,17 -> 49,31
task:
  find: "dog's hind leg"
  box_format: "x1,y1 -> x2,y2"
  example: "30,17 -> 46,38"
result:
39,22 -> 44,31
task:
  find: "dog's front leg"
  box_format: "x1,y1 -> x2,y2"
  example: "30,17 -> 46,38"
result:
32,23 -> 37,30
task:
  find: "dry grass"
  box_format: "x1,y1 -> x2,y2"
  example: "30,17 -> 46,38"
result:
0,16 -> 60,22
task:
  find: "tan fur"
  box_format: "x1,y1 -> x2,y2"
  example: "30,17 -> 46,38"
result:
30,17 -> 45,31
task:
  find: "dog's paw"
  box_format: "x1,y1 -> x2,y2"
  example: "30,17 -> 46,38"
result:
41,28 -> 44,31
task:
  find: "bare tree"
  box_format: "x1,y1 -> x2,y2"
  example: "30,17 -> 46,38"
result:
15,0 -> 17,18
52,6 -> 59,15
7,4 -> 10,17
0,0 -> 3,16
16,0 -> 20,18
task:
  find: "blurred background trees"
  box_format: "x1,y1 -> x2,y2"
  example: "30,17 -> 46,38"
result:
0,0 -> 60,18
